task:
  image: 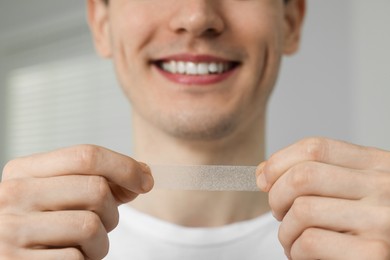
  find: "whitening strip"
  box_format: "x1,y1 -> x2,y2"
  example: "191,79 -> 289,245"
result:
150,165 -> 259,192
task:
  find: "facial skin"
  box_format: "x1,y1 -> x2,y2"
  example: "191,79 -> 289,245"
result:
88,0 -> 304,142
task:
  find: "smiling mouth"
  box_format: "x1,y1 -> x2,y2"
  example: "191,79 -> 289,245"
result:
155,60 -> 240,76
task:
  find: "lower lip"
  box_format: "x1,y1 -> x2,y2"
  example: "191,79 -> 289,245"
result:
154,65 -> 238,86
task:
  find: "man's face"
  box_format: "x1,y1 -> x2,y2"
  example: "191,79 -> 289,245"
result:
88,0 -> 304,140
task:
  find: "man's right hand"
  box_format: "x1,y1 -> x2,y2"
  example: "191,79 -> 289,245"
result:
0,145 -> 153,259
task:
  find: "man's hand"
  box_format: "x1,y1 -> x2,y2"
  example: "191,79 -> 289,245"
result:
256,137 -> 390,260
0,145 -> 153,259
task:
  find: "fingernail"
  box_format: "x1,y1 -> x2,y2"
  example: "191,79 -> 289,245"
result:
256,162 -> 266,177
257,172 -> 268,191
139,163 -> 154,192
139,162 -> 151,174
256,162 -> 269,191
142,173 -> 154,192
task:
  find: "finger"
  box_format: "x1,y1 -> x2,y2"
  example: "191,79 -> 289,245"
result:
0,211 -> 109,260
2,145 -> 154,195
290,228 -> 390,260
279,196 -> 390,255
268,162 -> 371,220
0,247 -> 84,260
0,176 -> 122,232
257,137 -> 390,191
22,248 -> 84,260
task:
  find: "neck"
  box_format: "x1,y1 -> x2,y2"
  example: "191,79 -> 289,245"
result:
128,111 -> 270,227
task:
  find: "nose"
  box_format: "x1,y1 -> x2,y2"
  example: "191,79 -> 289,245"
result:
169,0 -> 225,38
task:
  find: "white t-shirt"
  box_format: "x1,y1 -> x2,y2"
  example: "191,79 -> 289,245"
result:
105,205 -> 286,259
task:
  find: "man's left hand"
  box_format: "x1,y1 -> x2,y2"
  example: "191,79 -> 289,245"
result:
257,137 -> 390,260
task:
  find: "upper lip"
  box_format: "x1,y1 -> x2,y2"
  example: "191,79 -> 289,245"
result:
152,53 -> 240,63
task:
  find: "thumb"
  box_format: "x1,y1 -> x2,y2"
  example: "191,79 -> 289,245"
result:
110,163 -> 154,205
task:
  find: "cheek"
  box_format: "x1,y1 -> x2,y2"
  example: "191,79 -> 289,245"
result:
108,8 -> 158,101
110,11 -> 151,67
226,6 -> 284,78
245,20 -> 284,101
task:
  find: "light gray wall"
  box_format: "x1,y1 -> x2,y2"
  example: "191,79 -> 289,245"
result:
352,0 -> 390,150
0,66 -> 6,170
0,0 -> 90,171
268,0 -> 390,154
267,0 -> 354,155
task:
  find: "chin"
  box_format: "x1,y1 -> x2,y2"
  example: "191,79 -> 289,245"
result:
158,111 -> 241,141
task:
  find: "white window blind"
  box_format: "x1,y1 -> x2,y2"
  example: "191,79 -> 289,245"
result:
6,55 -> 133,160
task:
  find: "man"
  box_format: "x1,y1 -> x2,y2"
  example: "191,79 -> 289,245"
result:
1,0 -> 390,259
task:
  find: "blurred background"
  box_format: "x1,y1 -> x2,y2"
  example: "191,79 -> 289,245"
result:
0,0 -> 389,175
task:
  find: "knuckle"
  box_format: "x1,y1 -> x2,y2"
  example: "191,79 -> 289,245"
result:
80,211 -> 103,240
1,159 -> 20,181
86,176 -> 111,208
287,163 -> 313,191
301,137 -> 328,161
78,211 -> 109,259
290,197 -> 313,222
74,145 -> 102,172
79,211 -> 110,259
293,228 -> 319,255
0,180 -> 24,209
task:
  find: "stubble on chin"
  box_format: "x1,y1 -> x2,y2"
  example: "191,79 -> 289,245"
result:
155,108 -> 242,141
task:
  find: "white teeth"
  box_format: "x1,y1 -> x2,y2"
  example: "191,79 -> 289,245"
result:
162,62 -> 171,72
197,63 -> 209,75
177,61 -> 186,74
208,63 -> 218,73
159,61 -> 233,75
170,60 -> 177,73
186,62 -> 197,75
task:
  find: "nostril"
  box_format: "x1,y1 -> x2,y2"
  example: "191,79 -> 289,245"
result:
176,28 -> 188,35
204,28 -> 221,37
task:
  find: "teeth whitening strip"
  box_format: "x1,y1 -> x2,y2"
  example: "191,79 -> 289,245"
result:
150,165 -> 259,192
